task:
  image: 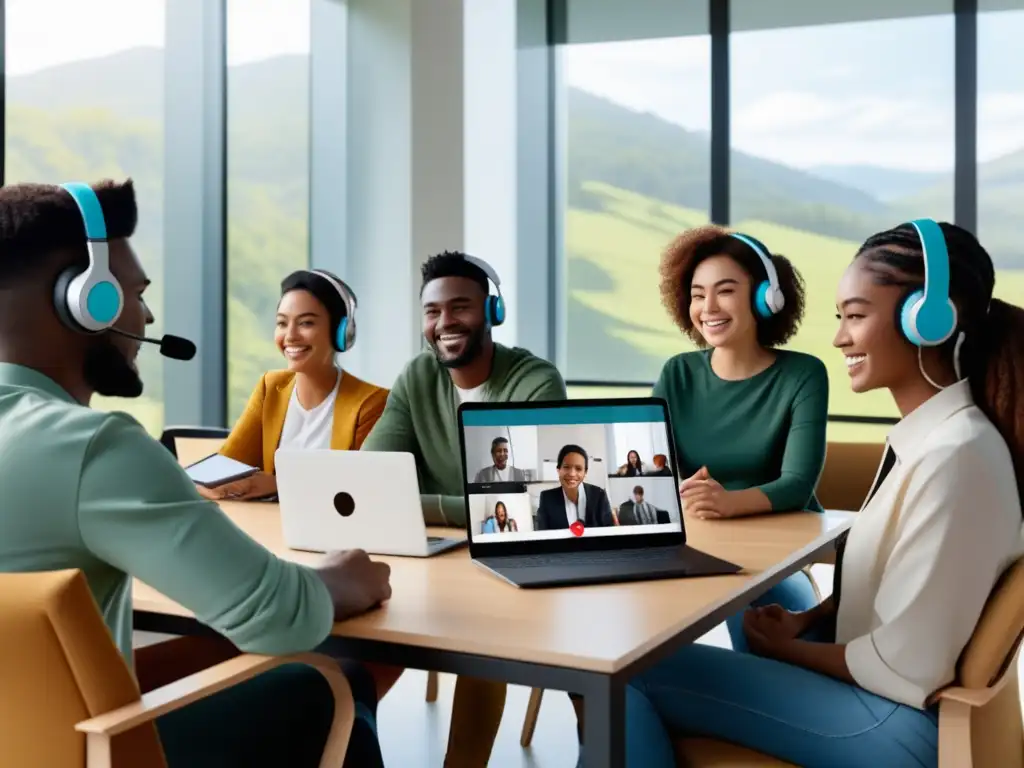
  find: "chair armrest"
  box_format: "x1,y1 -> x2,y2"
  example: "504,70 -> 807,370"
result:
936,683 -> 1002,709
77,652 -> 354,768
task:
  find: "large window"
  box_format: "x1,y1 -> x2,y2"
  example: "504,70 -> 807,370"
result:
978,3 -> 1024,309
730,5 -> 955,426
226,0 -> 311,423
4,0 -> 166,435
560,4 -> 711,384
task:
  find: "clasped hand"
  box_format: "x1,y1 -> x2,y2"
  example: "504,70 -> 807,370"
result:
679,466 -> 734,519
742,604 -> 808,658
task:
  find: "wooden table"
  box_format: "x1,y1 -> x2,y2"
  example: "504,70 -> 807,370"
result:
134,502 -> 852,767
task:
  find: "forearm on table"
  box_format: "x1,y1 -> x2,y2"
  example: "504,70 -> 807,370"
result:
727,487 -> 773,517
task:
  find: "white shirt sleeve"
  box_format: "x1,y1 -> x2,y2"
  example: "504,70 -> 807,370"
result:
845,442 -> 1020,707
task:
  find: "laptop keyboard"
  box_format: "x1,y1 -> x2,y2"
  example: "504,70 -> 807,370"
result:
492,546 -> 683,569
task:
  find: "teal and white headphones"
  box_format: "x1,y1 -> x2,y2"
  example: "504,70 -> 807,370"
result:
53,182 -> 124,333
460,254 -> 506,328
310,269 -> 359,353
897,218 -> 958,347
729,232 -> 785,319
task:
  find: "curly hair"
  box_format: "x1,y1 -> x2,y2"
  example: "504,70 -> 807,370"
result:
659,224 -> 806,348
856,222 -> 1024,513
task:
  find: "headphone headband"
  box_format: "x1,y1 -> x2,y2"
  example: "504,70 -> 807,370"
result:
460,254 -> 502,292
730,233 -> 780,293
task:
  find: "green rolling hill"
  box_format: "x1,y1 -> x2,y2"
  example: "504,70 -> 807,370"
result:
6,47 -> 1022,435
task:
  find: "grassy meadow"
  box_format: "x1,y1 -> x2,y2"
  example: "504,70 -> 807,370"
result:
565,181 -> 1024,442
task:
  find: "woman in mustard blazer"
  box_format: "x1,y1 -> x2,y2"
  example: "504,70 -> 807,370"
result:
204,269 -> 388,501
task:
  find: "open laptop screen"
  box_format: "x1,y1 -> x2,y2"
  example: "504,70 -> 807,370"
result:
460,400 -> 682,545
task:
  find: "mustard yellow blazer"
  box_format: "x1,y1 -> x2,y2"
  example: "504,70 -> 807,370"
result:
220,369 -> 389,475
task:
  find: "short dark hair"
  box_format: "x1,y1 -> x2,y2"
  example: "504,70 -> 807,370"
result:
491,437 -> 509,452
659,224 -> 806,349
0,180 -> 138,287
557,444 -> 588,470
633,485 -> 644,495
420,250 -> 489,295
280,269 -> 349,349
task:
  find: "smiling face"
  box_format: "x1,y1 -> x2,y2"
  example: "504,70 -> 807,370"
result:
421,276 -> 488,369
689,255 -> 758,349
558,452 -> 587,491
275,289 -> 337,374
492,440 -> 509,469
833,256 -> 920,393
495,503 -> 507,523
627,450 -> 640,468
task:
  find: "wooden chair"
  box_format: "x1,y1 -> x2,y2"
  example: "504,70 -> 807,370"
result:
0,569 -> 354,768
816,441 -> 886,513
675,555 -> 1024,767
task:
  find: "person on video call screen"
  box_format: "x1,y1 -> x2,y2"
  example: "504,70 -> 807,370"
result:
534,444 -> 614,531
473,436 -> 528,483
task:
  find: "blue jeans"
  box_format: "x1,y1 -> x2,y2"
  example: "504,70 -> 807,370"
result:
614,624 -> 938,768
727,570 -> 819,652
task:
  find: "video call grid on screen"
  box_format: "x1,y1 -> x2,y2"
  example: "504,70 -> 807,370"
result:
461,403 -> 682,543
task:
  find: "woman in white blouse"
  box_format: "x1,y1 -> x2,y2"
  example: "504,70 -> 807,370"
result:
606,221 -> 1024,768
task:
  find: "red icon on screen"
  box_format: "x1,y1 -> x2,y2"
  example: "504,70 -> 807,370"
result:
570,520 -> 585,537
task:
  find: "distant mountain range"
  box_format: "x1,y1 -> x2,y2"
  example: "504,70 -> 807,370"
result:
6,45 -> 1022,271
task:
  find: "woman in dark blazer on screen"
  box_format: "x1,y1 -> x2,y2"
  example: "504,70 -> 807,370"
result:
536,444 -> 615,530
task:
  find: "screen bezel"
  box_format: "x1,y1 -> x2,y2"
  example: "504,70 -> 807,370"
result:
184,452 -> 259,488
457,396 -> 686,557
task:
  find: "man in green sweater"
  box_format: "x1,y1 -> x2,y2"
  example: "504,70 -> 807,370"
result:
362,250 -> 566,767
0,180 -> 389,767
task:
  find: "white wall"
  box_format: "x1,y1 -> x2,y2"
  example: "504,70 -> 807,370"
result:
604,422 -> 672,473
607,477 -> 680,522
537,424 -> 608,485
468,492 -> 535,533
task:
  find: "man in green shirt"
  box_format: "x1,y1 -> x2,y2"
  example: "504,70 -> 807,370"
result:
0,180 -> 390,767
362,250 -> 566,768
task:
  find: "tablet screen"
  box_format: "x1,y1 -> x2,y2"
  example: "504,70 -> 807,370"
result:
185,453 -> 258,487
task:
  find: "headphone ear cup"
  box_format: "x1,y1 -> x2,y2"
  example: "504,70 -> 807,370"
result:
491,295 -> 506,327
335,317 -> 349,353
52,267 -> 87,332
899,289 -> 926,346
753,281 -> 772,319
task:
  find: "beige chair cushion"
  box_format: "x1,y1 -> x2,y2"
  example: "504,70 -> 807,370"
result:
0,570 -> 166,768
675,737 -> 795,766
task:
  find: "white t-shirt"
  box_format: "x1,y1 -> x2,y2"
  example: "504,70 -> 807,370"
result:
564,484 -> 587,527
278,370 -> 342,452
455,383 -> 487,403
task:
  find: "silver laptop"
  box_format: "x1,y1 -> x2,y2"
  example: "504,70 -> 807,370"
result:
275,449 -> 467,558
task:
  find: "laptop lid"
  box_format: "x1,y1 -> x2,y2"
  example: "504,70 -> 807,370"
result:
457,397 -> 685,558
275,449 -> 429,556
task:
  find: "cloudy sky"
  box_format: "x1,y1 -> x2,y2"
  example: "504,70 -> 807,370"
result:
6,0 -> 1022,171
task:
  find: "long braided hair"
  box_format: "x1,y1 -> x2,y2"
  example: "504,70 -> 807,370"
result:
855,222 -> 1024,513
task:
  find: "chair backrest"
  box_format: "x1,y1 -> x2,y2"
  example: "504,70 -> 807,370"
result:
955,555 -> 1024,768
816,441 -> 885,511
0,570 -> 166,768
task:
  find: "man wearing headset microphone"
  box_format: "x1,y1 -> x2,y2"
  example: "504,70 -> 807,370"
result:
361,249 -> 567,768
0,180 -> 390,767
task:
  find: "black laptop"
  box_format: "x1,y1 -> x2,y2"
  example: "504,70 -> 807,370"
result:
457,397 -> 742,588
